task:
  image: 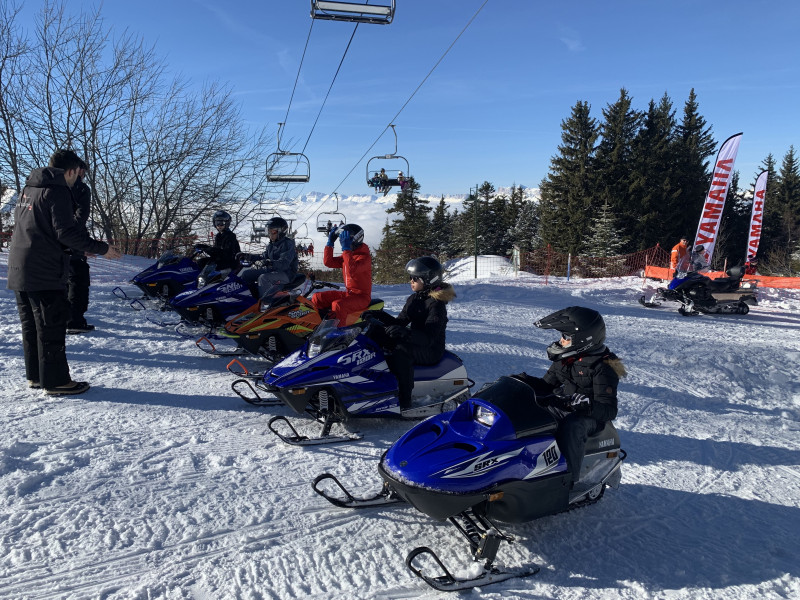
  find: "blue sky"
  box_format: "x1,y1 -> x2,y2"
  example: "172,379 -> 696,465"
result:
17,0 -> 800,197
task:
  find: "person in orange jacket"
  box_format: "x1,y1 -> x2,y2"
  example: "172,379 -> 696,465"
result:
311,223 -> 372,326
670,236 -> 690,277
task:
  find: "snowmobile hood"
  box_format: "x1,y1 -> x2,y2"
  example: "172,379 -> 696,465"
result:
381,377 -> 562,495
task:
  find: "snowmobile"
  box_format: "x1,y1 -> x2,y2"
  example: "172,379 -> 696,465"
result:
312,375 -> 626,591
201,279 -> 384,366
234,319 -> 473,445
166,260 -> 263,336
639,265 -> 757,316
112,249 -> 201,309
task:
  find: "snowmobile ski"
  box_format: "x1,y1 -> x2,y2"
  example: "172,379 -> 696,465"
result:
230,378 -> 283,406
312,473 -> 404,509
195,336 -> 248,357
406,546 -> 539,592
226,358 -> 270,380
267,415 -> 362,446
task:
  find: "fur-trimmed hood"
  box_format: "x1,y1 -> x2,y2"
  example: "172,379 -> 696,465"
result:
429,282 -> 456,304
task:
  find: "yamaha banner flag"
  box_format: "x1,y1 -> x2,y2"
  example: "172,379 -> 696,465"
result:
746,170 -> 768,262
693,132 -> 743,266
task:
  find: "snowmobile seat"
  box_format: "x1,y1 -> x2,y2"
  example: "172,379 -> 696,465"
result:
283,273 -> 307,291
412,351 -> 463,382
475,376 -> 557,439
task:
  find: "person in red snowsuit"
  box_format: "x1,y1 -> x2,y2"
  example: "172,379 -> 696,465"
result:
311,224 -> 371,326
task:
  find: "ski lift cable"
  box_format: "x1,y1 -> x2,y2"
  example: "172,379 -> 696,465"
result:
305,0 -> 490,224
301,22 -> 360,154
280,18 -> 316,137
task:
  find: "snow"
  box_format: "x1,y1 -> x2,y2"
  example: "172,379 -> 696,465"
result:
1,252 -> 799,599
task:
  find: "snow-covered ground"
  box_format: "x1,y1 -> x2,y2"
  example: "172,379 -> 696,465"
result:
1,252 -> 799,599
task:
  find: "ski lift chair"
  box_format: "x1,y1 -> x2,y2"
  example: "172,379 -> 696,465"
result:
366,124 -> 410,193
266,123 -> 311,183
311,0 -> 395,25
315,193 -> 346,233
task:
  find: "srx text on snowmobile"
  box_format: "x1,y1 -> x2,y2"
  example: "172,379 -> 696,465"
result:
312,375 -> 626,591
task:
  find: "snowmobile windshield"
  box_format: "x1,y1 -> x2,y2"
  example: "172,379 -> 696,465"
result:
156,250 -> 182,267
472,376 -> 556,437
261,290 -> 291,310
197,263 -> 229,288
258,283 -> 284,304
307,320 -> 362,358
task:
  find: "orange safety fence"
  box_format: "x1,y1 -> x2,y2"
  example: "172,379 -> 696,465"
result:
642,265 -> 800,290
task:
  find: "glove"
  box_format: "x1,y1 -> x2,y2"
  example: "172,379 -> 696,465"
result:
326,225 -> 339,247
338,229 -> 352,251
194,243 -> 211,252
253,258 -> 271,269
385,325 -> 409,341
566,393 -> 591,413
235,252 -> 250,262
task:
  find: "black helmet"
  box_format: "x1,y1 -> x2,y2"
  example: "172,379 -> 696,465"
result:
266,216 -> 289,238
336,223 -> 364,247
535,306 -> 606,361
213,210 -> 231,229
406,256 -> 444,288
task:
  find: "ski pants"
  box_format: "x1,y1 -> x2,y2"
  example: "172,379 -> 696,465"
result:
386,342 -> 442,409
552,411 -> 600,483
15,290 -> 72,389
311,290 -> 370,326
67,255 -> 91,328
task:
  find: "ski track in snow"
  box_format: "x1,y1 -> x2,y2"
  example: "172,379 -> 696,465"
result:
0,253 -> 799,599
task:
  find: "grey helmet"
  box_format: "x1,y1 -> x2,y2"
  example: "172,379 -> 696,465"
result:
405,256 -> 444,288
213,210 -> 232,229
535,306 -> 606,361
266,216 -> 289,238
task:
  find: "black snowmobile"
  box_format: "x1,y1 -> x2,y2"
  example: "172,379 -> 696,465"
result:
312,375 -> 625,591
640,265 -> 757,316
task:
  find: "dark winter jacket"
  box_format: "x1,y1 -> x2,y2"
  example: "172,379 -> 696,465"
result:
69,176 -> 92,258
542,347 -> 625,423
394,283 -> 456,358
210,228 -> 240,270
7,167 -> 109,292
322,243 -> 372,299
262,235 -> 299,280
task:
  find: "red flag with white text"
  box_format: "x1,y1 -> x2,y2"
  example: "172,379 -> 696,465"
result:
693,132 -> 743,266
746,170 -> 768,262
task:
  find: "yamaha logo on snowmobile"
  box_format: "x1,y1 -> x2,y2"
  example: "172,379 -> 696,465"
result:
338,348 -> 375,366
599,438 -> 614,448
179,267 -> 195,273
288,307 -> 312,319
218,281 -> 244,295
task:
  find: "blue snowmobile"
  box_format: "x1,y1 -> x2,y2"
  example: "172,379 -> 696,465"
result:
167,260 -> 272,336
235,319 -> 473,445
312,375 -> 626,591
639,265 -> 756,315
112,249 -> 201,309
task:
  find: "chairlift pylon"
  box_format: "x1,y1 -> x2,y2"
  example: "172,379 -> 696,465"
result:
317,193 -> 347,233
311,0 -> 395,25
266,123 -> 311,183
366,124 -> 410,195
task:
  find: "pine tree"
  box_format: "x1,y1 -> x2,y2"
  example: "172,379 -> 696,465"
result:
771,146 -> 800,270
585,199 -> 626,257
630,93 -> 679,249
716,170 -> 749,268
429,196 -> 455,258
671,89 -> 717,244
539,100 -> 599,254
375,176 -> 432,281
593,88 -> 642,251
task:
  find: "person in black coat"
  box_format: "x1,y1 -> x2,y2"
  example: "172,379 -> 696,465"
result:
367,256 -> 455,410
7,149 -> 121,395
65,159 -> 94,333
194,210 -> 240,271
514,306 -> 626,485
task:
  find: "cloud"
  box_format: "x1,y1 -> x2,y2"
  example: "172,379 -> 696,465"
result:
558,27 -> 585,53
